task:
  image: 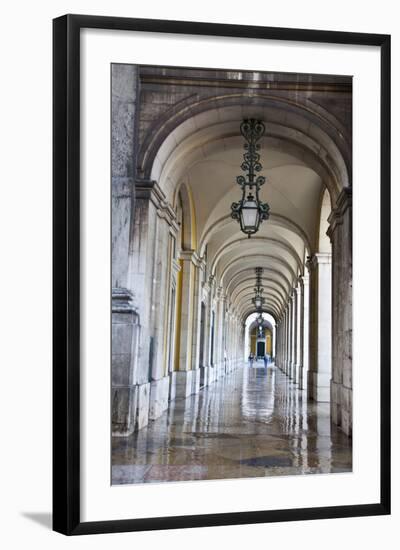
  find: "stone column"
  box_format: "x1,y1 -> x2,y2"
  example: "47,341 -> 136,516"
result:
278,317 -> 283,368
307,252 -> 332,402
272,321 -> 277,359
225,308 -> 232,373
200,277 -> 211,385
111,289 -> 140,435
208,277 -> 217,373
190,259 -> 204,395
129,181 -> 179,426
148,214 -> 174,420
111,64 -> 137,291
214,286 -> 226,378
174,249 -> 198,398
290,290 -> 298,381
282,305 -> 289,374
328,188 -> 352,436
223,295 -> 230,372
167,258 -> 180,401
284,304 -> 288,374
285,304 -> 291,375
111,65 -> 141,435
276,319 -> 281,368
295,281 -> 303,385
299,273 -> 310,390
287,297 -> 293,378
235,314 -> 241,367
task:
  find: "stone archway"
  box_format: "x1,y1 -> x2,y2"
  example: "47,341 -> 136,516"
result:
111,64 -> 352,438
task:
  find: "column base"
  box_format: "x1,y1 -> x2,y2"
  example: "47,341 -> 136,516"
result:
136,382 -> 151,430
308,371 -> 330,402
289,361 -> 296,380
191,368 -> 201,394
294,363 -> 302,385
331,381 -> 352,436
175,370 -> 193,398
216,362 -> 225,380
111,290 -> 140,436
169,371 -> 177,401
211,365 -> 217,382
298,365 -> 307,390
199,365 -> 207,388
209,366 -> 216,384
112,386 -> 138,436
149,376 -> 170,420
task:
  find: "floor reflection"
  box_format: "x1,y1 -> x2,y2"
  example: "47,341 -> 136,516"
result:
112,363 -> 352,484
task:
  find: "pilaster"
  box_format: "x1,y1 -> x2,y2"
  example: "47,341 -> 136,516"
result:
307,252 -> 332,402
327,187 -> 352,435
111,288 -> 140,435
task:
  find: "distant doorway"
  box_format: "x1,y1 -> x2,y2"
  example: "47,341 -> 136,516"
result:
257,341 -> 265,358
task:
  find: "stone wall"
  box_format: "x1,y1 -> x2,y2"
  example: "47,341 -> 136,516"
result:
328,189 -> 352,436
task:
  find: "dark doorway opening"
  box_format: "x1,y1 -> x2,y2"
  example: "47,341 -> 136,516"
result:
257,341 -> 265,358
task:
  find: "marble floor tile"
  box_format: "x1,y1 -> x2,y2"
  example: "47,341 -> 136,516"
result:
112,363 -> 352,485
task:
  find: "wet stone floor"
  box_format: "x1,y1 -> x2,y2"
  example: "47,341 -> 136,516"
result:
112,363 -> 352,485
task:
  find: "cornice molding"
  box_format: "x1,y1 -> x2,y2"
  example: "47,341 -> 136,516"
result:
135,178 -> 180,231
327,187 -> 352,238
111,287 -> 138,315
306,252 -> 332,270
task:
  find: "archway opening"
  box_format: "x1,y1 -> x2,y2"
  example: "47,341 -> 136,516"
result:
244,312 -> 276,361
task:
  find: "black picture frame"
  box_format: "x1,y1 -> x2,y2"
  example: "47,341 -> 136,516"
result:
53,14 -> 391,535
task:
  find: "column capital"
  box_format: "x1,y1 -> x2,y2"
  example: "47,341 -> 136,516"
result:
295,283 -> 302,296
112,287 -> 138,314
306,252 -> 332,270
299,273 -> 310,290
135,178 -> 164,199
216,285 -> 224,299
327,187 -> 352,239
136,178 -> 180,232
197,256 -> 207,271
179,249 -> 202,267
172,258 -> 181,275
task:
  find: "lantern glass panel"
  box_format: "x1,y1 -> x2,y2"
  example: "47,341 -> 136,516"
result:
240,199 -> 259,230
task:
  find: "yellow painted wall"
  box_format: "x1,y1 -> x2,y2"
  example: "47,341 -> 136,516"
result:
250,327 -> 272,355
250,335 -> 257,354
266,330 -> 272,354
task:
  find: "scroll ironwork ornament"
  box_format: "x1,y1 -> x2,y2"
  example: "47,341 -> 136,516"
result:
231,119 -> 270,237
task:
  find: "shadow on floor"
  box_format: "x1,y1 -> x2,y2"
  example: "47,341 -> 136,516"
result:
22,512 -> 52,530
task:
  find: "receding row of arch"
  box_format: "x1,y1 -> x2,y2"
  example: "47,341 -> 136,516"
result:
111,65 -> 352,439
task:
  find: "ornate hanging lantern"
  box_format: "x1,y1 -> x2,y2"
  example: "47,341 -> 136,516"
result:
253,294 -> 264,310
252,267 -> 265,310
231,119 -> 270,237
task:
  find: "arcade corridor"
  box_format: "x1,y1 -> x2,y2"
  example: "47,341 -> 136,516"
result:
111,65 -> 353,484
112,362 -> 352,484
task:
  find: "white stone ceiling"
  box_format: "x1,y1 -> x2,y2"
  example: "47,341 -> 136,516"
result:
154,105 -> 338,322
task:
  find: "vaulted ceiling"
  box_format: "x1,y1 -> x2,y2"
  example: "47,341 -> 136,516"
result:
153,102 -> 343,322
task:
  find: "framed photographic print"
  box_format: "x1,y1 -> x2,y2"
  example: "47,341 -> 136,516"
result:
53,14 -> 391,535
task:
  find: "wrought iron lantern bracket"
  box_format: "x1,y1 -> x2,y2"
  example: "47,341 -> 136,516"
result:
231,119 -> 270,237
